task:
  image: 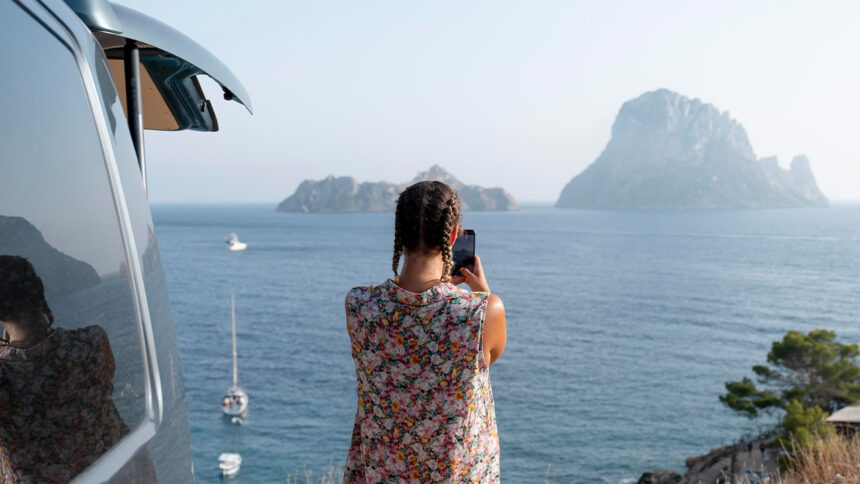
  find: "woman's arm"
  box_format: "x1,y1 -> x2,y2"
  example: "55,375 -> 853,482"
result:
345,295 -> 350,319
457,256 -> 507,366
483,295 -> 506,366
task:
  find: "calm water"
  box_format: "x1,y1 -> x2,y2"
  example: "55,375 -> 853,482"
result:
151,204 -> 860,484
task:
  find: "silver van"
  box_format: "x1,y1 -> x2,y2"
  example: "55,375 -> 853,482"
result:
0,0 -> 251,481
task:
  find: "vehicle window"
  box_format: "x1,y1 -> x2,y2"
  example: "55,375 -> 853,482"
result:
97,49 -> 197,482
0,3 -> 150,482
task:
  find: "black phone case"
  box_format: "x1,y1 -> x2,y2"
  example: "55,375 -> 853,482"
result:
452,231 -> 476,275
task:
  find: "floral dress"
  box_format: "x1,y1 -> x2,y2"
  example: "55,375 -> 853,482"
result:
344,280 -> 500,483
0,326 -> 129,483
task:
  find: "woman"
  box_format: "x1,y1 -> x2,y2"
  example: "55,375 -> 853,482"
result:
344,181 -> 507,483
0,255 -> 153,483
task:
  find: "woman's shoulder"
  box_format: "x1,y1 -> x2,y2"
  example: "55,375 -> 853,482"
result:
445,283 -> 490,304
64,325 -> 109,343
56,325 -> 111,354
346,281 -> 389,303
436,285 -> 492,319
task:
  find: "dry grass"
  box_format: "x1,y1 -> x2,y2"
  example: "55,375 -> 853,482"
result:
778,434 -> 860,484
285,464 -> 340,484
732,434 -> 860,484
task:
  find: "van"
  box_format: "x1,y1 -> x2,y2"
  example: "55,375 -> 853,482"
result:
0,0 -> 251,481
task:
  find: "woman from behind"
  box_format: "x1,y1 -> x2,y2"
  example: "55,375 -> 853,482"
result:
344,181 -> 507,483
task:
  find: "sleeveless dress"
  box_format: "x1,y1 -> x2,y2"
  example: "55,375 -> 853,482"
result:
344,279 -> 500,483
0,326 -> 129,483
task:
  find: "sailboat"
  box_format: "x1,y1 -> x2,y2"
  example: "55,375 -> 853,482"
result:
221,293 -> 248,418
227,233 -> 247,251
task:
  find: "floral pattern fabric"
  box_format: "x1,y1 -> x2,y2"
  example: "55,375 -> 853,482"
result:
0,326 -> 129,483
344,279 -> 499,483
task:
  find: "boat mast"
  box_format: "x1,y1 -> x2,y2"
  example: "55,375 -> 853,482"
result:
231,292 -> 238,387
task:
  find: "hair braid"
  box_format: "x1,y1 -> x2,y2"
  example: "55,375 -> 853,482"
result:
42,299 -> 54,326
439,197 -> 458,281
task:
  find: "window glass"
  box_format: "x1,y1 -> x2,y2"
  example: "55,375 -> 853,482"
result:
0,3 -> 150,482
97,49 -> 196,482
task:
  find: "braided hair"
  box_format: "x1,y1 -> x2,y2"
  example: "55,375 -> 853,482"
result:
0,256 -> 54,339
391,181 -> 462,282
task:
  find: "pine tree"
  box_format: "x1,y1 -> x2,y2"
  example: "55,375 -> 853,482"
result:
720,329 -> 860,417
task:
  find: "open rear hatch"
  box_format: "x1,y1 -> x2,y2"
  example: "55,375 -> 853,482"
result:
63,0 -> 253,188
66,0 -> 252,131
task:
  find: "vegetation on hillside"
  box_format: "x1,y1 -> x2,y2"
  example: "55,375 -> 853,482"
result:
720,329 -> 859,447
778,400 -> 835,449
777,433 -> 860,483
720,329 -> 860,419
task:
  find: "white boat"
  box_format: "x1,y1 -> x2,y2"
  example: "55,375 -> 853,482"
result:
218,452 -> 242,477
221,386 -> 247,417
221,294 -> 248,417
227,233 -> 247,251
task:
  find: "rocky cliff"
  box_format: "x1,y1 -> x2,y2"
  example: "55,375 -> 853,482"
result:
0,215 -> 100,301
277,165 -> 518,212
556,89 -> 828,209
638,438 -> 778,484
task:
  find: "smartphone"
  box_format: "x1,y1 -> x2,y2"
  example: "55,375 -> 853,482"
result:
451,229 -> 476,276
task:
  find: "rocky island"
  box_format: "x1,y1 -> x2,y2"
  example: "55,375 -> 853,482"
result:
0,215 -> 100,301
277,165 -> 518,213
557,89 -> 828,209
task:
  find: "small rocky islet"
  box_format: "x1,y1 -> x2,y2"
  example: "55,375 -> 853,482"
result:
276,165 -> 519,213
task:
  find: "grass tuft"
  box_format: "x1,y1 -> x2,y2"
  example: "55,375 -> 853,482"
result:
732,434 -> 860,484
285,464 -> 340,484
778,434 -> 860,484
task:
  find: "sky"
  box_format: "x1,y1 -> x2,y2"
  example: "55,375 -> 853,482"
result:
119,0 -> 860,203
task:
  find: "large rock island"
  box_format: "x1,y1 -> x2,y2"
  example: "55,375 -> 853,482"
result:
0,215 -> 100,301
556,89 -> 828,209
277,165 -> 518,212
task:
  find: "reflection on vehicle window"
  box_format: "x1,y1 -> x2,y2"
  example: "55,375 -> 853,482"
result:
0,3 -> 150,481
0,257 -> 155,482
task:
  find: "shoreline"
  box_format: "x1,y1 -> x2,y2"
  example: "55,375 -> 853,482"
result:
638,438 -> 778,484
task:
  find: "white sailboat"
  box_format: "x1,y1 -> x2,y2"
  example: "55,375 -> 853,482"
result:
227,233 -> 247,251
221,293 -> 248,418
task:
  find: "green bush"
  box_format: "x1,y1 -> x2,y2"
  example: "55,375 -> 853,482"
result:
777,399 -> 834,450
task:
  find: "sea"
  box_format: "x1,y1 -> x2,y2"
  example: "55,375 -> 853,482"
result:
150,203 -> 860,484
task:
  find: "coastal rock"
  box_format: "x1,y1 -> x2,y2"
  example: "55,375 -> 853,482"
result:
758,154 -> 828,206
277,165 -> 518,213
411,165 -> 519,211
277,176 -> 400,213
640,439 -> 778,484
556,89 -> 829,209
0,215 -> 100,301
636,470 -> 682,484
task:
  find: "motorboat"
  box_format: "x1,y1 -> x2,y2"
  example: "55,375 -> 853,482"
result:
221,294 -> 248,417
227,233 -> 247,251
218,452 -> 242,477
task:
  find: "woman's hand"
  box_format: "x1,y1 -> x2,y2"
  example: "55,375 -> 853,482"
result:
451,255 -> 491,293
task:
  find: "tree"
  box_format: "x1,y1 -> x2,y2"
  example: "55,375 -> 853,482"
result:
720,329 -> 860,418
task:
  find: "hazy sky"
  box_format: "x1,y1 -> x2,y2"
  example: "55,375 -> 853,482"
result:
120,0 -> 860,203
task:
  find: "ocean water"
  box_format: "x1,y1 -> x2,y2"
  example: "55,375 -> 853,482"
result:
151,204 -> 860,484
